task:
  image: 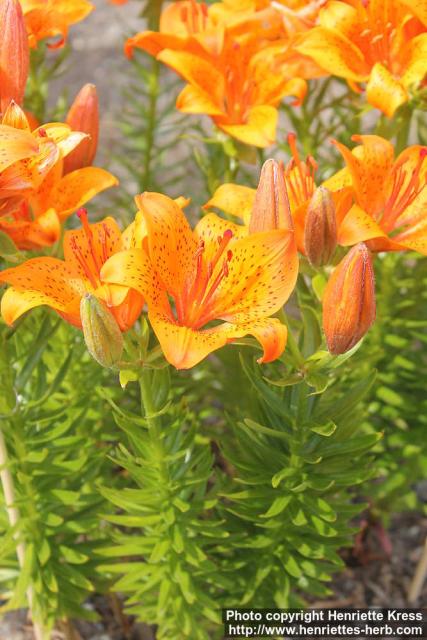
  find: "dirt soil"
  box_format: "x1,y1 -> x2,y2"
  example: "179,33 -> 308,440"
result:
1,512 -> 426,639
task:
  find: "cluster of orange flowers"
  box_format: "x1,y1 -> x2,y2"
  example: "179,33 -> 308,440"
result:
0,0 -> 117,249
125,0 -> 427,145
0,0 -> 426,372
1,133 -> 426,368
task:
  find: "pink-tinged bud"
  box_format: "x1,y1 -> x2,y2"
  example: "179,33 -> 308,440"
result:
80,294 -> 124,368
322,243 -> 376,355
0,0 -> 29,115
304,186 -> 337,266
64,84 -> 99,173
249,159 -> 293,233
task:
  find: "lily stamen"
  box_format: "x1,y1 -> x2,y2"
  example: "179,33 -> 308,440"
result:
382,148 -> 427,230
285,133 -> 317,208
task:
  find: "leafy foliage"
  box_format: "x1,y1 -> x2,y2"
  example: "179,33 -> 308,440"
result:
361,253 -> 427,517
212,350 -> 379,608
97,368 -> 226,640
0,312 -> 114,633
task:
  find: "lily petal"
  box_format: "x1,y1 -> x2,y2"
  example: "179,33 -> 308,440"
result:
63,216 -> 122,277
400,33 -> 427,89
0,207 -> 61,250
212,229 -> 298,323
100,248 -> 170,313
148,312 -> 287,369
393,217 -> 427,255
366,63 -> 408,117
50,167 -> 118,220
338,203 -> 386,245
176,84 -> 225,116
217,105 -> 278,148
295,26 -> 367,81
0,257 -> 82,324
0,124 -> 38,172
204,183 -> 256,224
332,135 -> 395,217
137,192 -> 198,302
399,0 -> 427,25
158,49 -> 225,110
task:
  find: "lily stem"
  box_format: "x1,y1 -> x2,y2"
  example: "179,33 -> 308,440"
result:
139,369 -> 169,485
140,0 -> 164,191
0,427 -> 44,640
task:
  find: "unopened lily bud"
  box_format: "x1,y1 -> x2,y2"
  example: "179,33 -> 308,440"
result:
323,243 -> 376,355
0,0 -> 29,114
80,294 -> 124,368
304,186 -> 337,266
64,84 -> 99,173
249,159 -> 293,233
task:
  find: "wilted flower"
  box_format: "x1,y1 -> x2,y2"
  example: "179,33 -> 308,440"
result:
322,243 -> 376,354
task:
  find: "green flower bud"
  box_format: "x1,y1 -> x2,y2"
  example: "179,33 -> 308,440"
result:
80,294 -> 123,368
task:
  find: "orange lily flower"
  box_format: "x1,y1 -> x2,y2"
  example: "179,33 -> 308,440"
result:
19,0 -> 93,48
125,1 -> 226,59
0,209 -> 144,330
295,0 -> 427,116
0,103 -> 117,249
125,1 -> 306,147
210,0 -> 326,36
100,180 -> 298,369
324,134 -> 427,255
0,0 -> 29,114
161,34 -> 307,147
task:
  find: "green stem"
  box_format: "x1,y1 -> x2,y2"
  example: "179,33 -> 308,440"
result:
395,104 -> 413,154
278,309 -> 305,368
0,426 -> 45,640
138,369 -> 169,485
140,57 -> 161,190
139,0 -> 164,190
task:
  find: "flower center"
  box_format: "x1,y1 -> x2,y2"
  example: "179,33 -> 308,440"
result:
359,20 -> 397,72
381,148 -> 427,232
180,229 -> 234,328
69,208 -> 112,289
180,0 -> 209,34
284,132 -> 317,210
223,42 -> 255,122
